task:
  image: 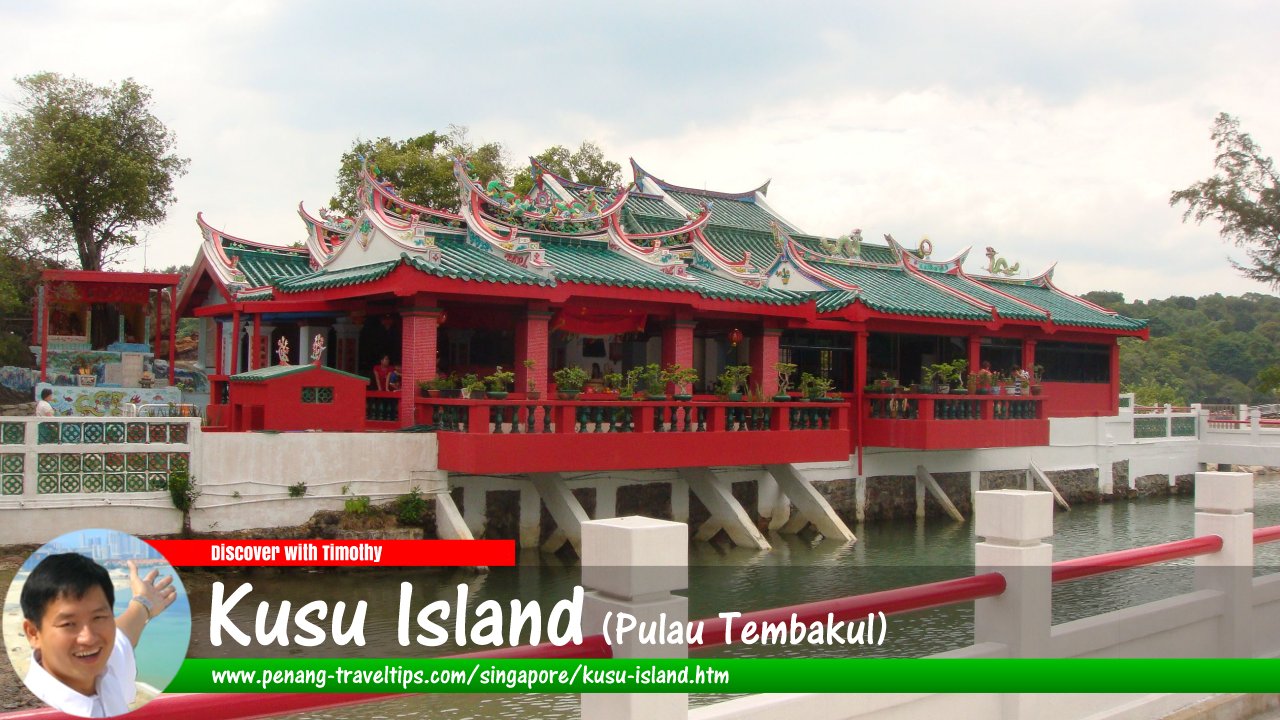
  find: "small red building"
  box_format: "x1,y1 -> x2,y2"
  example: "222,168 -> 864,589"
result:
227,364 -> 369,432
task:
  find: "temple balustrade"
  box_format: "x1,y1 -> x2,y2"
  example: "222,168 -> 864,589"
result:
417,396 -> 850,474
861,392 -> 1049,450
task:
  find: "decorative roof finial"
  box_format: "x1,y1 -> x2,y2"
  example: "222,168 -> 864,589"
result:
984,247 -> 1021,276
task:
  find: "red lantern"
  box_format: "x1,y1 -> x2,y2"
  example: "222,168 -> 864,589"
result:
728,328 -> 744,347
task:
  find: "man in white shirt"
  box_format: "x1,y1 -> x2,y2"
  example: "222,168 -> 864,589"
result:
20,553 -> 177,717
35,388 -> 55,417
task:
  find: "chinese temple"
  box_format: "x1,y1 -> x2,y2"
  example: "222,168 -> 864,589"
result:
175,156 -> 1147,474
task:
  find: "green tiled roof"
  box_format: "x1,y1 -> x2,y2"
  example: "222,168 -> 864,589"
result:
274,261 -> 399,293
624,195 -> 683,219
411,236 -> 553,286
224,246 -> 312,287
980,281 -> 1148,330
815,290 -> 859,313
815,264 -> 992,320
927,273 -> 1047,321
666,190 -> 793,233
789,235 -> 898,265
622,212 -> 687,235
232,364 -> 367,382
541,240 -> 807,305
236,288 -> 274,302
702,226 -> 781,267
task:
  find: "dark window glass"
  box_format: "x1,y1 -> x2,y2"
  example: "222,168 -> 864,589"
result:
1035,341 -> 1110,383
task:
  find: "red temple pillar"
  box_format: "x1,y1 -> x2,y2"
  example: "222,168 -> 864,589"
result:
968,334 -> 981,373
1110,341 -> 1120,414
853,329 -> 868,474
249,314 -> 262,370
515,305 -> 552,397
661,317 -> 697,391
1022,339 -> 1037,376
749,326 -> 781,397
39,284 -> 49,382
230,309 -> 241,375
213,319 -> 224,376
153,290 -> 162,361
167,286 -> 177,386
400,302 -> 441,427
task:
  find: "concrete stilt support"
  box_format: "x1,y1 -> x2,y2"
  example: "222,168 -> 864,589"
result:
530,473 -> 590,555
412,471 -> 473,543
915,465 -> 965,522
779,512 -> 809,535
581,517 -> 689,720
765,464 -> 855,542
670,478 -> 689,523
678,468 -> 771,550
1028,462 -> 1071,510
596,480 -> 617,519
1193,471 -> 1254,658
855,475 -> 867,523
518,486 -> 541,549
462,484 -> 487,539
973,489 -> 1053,658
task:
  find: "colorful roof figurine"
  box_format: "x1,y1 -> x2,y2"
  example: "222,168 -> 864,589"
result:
177,153 -> 1147,336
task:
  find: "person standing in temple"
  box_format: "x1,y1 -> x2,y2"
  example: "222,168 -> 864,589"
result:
35,388 -> 55,417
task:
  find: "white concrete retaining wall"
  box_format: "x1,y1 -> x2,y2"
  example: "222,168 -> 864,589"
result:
193,432 -> 440,532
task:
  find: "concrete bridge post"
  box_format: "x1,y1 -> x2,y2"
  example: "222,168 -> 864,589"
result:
973,489 -> 1054,657
581,516 -> 689,720
1193,470 -> 1254,657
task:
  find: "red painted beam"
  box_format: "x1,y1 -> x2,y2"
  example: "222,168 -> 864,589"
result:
1051,535 -> 1224,583
1255,525 -> 1280,546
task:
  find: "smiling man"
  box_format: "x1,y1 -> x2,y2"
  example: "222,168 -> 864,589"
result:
20,553 -> 177,717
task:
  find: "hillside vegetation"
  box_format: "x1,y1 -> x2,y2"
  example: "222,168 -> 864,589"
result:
1083,291 -> 1280,406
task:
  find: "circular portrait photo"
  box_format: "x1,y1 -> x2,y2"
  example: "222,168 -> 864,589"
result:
3,529 -> 191,717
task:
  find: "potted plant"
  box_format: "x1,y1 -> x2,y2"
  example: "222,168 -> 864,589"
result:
460,373 -> 481,399
947,359 -> 969,394
799,372 -> 834,401
664,363 -> 700,401
417,379 -> 434,398
1030,364 -> 1044,395
552,365 -> 589,399
715,365 -> 752,401
973,367 -> 993,395
523,358 -> 540,400
916,365 -> 934,394
603,371 -> 632,400
483,366 -> 514,399
772,361 -> 797,401
875,372 -> 898,394
628,363 -> 667,400
432,374 -> 461,398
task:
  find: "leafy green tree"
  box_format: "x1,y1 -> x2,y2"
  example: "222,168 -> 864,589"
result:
1171,113 -> 1280,288
511,141 -> 622,196
0,73 -> 189,271
329,125 -> 507,216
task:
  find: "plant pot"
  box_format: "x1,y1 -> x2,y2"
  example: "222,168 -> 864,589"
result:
558,391 -> 581,400
646,394 -> 667,401
675,394 -> 695,401
527,391 -> 541,400
487,391 -> 509,400
1030,385 -> 1042,396
772,394 -> 792,402
819,396 -> 842,403
725,392 -> 743,402
918,384 -> 934,394
437,388 -> 461,398
419,388 -> 434,398
937,386 -> 950,394
460,388 -> 472,399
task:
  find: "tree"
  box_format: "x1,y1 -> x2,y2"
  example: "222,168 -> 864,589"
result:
329,125 -> 507,217
511,141 -> 623,196
0,73 -> 189,271
1171,113 -> 1280,288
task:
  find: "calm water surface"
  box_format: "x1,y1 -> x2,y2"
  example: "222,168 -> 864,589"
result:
232,475 -> 1280,720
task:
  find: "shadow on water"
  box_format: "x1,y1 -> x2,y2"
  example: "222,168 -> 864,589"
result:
241,475 -> 1280,720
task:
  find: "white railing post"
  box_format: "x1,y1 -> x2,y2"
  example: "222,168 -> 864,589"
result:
581,516 -> 688,720
974,490 -> 1054,657
1193,471 -> 1254,657
1249,408 -> 1262,440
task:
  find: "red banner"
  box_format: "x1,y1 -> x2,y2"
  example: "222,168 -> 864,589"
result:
147,539 -> 514,567
550,309 -> 646,335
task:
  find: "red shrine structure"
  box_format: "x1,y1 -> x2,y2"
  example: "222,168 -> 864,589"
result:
176,157 -> 1147,474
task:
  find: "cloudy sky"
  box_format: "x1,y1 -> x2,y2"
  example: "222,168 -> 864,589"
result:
3,0 -> 1278,302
